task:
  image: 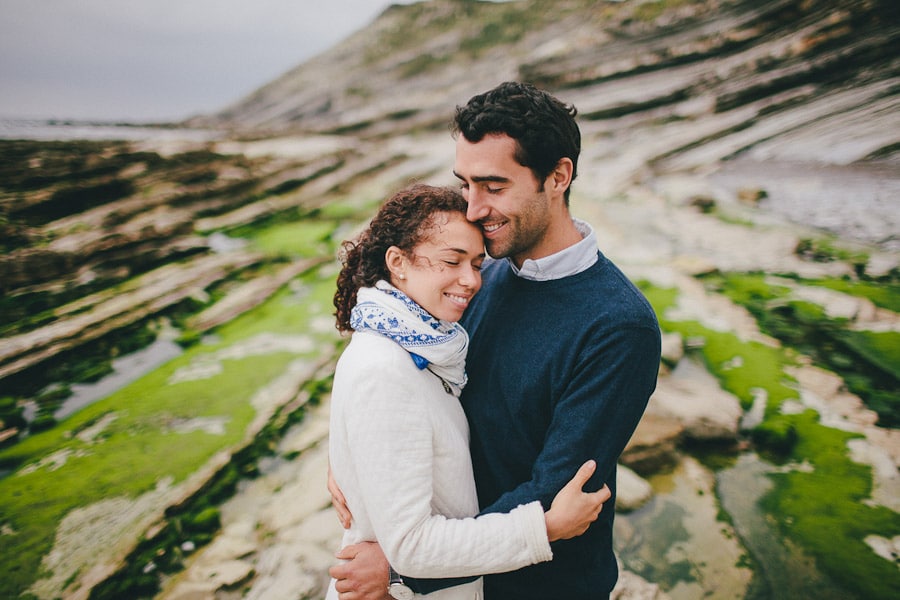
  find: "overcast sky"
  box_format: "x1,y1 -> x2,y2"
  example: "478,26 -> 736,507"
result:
0,0 -> 414,122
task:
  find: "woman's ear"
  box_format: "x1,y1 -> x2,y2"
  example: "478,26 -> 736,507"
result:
385,246 -> 408,282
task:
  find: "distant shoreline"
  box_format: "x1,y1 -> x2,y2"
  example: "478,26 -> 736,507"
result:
0,118 -> 224,142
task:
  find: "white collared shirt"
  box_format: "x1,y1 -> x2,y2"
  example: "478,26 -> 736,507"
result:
509,218 -> 599,281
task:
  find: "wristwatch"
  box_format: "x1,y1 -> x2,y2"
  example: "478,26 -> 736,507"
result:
388,565 -> 414,600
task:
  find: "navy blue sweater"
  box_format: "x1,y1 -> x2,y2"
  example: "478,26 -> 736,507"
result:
409,253 -> 660,599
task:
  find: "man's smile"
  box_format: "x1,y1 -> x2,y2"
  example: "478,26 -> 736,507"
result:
482,221 -> 506,235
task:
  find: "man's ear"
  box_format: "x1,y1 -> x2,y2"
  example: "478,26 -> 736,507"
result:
547,158 -> 574,198
385,246 -> 407,281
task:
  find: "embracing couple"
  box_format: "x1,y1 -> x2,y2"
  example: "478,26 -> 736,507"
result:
326,82 -> 661,600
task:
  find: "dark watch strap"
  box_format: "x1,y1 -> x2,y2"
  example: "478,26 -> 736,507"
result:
389,565 -> 404,585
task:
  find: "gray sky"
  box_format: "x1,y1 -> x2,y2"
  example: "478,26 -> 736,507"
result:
0,0 -> 412,122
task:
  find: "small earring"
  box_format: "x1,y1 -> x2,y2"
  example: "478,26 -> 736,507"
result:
398,274 -> 405,280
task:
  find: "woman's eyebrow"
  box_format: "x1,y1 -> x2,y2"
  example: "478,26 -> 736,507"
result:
439,247 -> 485,258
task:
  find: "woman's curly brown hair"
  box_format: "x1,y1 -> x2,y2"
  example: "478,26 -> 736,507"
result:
333,184 -> 469,332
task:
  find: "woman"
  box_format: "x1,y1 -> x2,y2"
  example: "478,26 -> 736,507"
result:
327,184 -> 607,600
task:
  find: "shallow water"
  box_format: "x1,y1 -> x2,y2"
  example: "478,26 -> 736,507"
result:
53,338 -> 183,420
616,452 -> 856,599
716,453 -> 853,600
616,457 -> 751,599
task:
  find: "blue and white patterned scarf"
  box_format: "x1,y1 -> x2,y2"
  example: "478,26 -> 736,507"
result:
350,280 -> 469,397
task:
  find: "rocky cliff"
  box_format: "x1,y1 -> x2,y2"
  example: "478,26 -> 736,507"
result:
203,0 -> 898,173
3,0 -> 898,388
1,1 -> 899,599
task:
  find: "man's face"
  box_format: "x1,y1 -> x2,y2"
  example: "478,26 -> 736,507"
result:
453,133 -> 552,266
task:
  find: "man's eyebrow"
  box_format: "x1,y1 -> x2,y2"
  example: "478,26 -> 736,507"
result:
452,170 -> 510,184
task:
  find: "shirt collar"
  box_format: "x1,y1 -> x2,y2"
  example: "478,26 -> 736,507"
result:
509,218 -> 599,281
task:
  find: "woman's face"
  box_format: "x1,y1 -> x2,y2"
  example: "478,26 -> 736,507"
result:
392,212 -> 485,322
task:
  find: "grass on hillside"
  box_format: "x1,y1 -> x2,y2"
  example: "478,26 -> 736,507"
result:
0,271 -> 340,599
697,272 -> 900,427
800,276 -> 900,313
250,220 -> 339,258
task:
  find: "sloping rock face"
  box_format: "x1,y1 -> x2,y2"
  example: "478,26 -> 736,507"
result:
197,0 -> 899,251
4,0 -> 897,393
2,2 -> 898,598
201,0 -> 898,171
0,138 -> 357,390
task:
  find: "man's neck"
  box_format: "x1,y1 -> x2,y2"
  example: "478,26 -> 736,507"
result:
510,218 -> 599,282
512,210 -> 582,268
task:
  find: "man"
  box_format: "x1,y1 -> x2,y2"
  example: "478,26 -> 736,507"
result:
330,81 -> 660,599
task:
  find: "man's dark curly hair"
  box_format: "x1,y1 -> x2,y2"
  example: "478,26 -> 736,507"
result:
333,184 -> 468,332
452,81 -> 580,203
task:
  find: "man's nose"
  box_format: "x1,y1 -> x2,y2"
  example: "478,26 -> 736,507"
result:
466,189 -> 489,222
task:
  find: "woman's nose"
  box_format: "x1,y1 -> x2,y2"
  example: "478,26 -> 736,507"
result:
459,265 -> 480,289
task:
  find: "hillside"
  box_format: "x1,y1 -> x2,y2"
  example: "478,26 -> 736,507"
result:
202,0 -> 898,179
7,0 -> 897,383
1,1 -> 899,599
204,0 -> 900,251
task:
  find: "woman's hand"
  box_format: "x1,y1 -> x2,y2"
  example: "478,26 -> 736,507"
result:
328,464 -> 353,529
544,460 -> 611,542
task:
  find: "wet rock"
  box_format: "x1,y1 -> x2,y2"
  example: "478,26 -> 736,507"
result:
612,567 -> 670,600
736,187 -> 768,206
784,279 -> 878,321
866,252 -> 899,278
660,332 -> 684,368
194,559 -> 254,589
0,251 -> 264,381
623,357 -> 744,477
616,465 -> 654,512
197,522 -> 257,563
622,412 -> 684,474
186,258 -> 325,333
0,427 -> 19,444
864,534 -> 900,565
788,364 -> 879,428
688,194 -> 716,213
653,360 -> 743,442
158,401 -> 341,600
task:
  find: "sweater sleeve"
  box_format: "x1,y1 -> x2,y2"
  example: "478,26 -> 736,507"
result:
341,353 -> 553,579
479,323 -> 660,516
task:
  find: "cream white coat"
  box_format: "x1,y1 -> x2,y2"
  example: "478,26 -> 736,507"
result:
326,331 -> 552,600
